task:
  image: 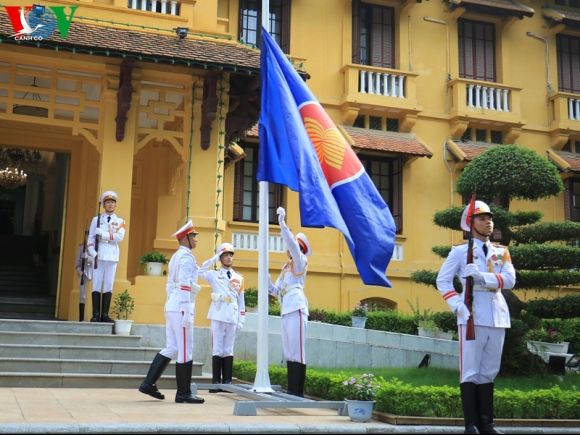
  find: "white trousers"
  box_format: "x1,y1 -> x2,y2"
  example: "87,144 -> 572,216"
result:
282,309 -> 307,364
459,324 -> 505,384
160,311 -> 193,363
211,320 -> 236,357
92,260 -> 117,294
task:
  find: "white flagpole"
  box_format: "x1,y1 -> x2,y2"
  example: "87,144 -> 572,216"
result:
253,0 -> 273,393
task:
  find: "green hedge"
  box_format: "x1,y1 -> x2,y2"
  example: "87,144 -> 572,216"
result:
526,294 -> 580,320
233,361 -> 580,419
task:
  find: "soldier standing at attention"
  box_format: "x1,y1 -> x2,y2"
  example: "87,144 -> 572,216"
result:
87,191 -> 126,323
436,200 -> 515,435
269,206 -> 310,397
138,220 -> 204,404
199,242 -> 246,393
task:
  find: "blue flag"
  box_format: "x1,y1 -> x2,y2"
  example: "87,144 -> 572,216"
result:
257,28 -> 396,287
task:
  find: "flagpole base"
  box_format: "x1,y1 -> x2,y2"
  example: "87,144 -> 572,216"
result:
251,385 -> 275,393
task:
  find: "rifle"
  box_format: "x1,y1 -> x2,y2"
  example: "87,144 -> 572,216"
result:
94,201 -> 101,270
465,193 -> 476,341
80,226 -> 89,286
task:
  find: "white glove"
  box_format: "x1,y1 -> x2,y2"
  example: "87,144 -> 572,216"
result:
456,304 -> 471,323
191,282 -> 201,296
237,319 -> 245,331
180,303 -> 193,327
211,293 -> 222,302
88,247 -> 97,258
277,207 -> 286,225
464,264 -> 485,285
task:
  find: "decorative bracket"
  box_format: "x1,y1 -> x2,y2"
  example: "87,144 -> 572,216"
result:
116,58 -> 135,142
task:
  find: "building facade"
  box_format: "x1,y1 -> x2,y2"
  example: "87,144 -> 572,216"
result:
0,0 -> 578,324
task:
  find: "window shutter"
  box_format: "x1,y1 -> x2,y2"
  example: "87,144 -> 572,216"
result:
392,157 -> 403,234
280,0 -> 291,54
558,34 -> 580,93
233,156 -> 244,221
459,19 -> 495,82
352,0 -> 361,64
369,6 -> 394,68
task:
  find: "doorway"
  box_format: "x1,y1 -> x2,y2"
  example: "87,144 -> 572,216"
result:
0,147 -> 69,320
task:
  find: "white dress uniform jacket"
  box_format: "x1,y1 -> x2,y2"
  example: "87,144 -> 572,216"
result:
436,239 -> 515,328
165,246 -> 199,314
200,264 -> 246,327
87,213 -> 126,262
269,224 -> 309,316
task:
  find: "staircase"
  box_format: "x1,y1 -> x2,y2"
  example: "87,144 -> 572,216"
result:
0,319 -> 206,388
0,264 -> 54,320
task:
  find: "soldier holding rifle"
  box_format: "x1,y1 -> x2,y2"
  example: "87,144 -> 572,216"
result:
87,191 -> 126,323
436,200 -> 515,435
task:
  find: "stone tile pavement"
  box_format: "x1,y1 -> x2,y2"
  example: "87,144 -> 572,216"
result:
0,388 -> 578,434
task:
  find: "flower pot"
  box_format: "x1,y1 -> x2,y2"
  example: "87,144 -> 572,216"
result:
114,319 -> 133,336
527,340 -> 570,354
144,262 -> 164,276
351,316 -> 367,328
344,399 -> 375,422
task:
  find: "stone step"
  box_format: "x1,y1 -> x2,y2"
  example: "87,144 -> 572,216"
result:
0,344 -> 161,361
0,331 -> 141,347
0,318 -> 113,334
0,372 -> 212,388
0,300 -> 55,314
0,357 -> 206,376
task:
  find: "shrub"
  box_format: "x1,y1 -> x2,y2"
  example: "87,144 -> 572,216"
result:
111,289 -> 135,320
342,373 -> 379,401
138,251 -> 167,265
352,302 -> 369,317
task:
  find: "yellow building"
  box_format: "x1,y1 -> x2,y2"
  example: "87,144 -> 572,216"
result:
0,0 -> 578,324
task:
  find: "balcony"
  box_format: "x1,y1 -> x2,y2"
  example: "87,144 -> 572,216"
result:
550,91 -> 580,132
448,78 -> 524,135
340,64 -> 420,129
128,0 -> 181,15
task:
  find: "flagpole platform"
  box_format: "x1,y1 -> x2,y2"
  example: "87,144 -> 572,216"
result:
194,383 -> 348,416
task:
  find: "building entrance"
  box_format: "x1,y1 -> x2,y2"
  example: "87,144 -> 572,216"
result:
0,147 -> 69,320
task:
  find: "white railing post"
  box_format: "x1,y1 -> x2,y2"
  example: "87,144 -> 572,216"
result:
475,85 -> 481,108
359,70 -> 367,94
161,0 -> 167,14
495,88 -> 502,111
368,72 -> 375,94
141,0 -> 147,11
467,84 -> 474,107
399,75 -> 405,98
575,99 -> 580,120
170,0 -> 177,15
374,73 -> 380,96
502,89 -> 509,112
489,87 -> 495,110
482,87 -> 488,109
131,0 -> 138,9
382,74 -> 389,96
390,74 -> 396,98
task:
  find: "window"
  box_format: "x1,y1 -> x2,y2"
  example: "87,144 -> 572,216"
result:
555,0 -> 580,7
352,0 -> 395,68
566,179 -> 580,221
239,0 -> 291,53
351,114 -> 400,132
557,34 -> 580,94
233,143 -> 283,224
460,127 -> 503,144
358,154 -> 403,233
458,19 -> 496,82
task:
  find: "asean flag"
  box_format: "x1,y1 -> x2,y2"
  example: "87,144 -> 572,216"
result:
257,28 -> 396,287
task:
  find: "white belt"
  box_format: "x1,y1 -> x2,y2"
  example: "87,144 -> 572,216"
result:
473,285 -> 499,293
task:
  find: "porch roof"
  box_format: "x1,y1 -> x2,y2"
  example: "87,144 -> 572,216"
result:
547,149 -> 580,173
445,140 -> 494,162
0,12 -> 273,75
243,124 -> 433,158
446,0 -> 534,19
542,7 -> 580,28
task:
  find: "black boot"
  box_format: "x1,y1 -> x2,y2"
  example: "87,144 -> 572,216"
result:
221,356 -> 233,392
286,361 -> 296,395
79,303 -> 85,322
209,356 -> 222,393
175,361 -> 204,404
139,353 -> 171,400
460,382 -> 480,434
477,383 -> 502,434
90,292 -> 101,322
100,292 -> 114,323
295,362 -> 306,398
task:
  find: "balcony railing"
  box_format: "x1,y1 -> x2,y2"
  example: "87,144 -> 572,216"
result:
449,78 -> 522,125
550,92 -> 580,131
341,64 -> 419,119
128,0 -> 180,15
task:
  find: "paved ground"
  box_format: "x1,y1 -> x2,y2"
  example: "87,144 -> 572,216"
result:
0,387 -> 578,434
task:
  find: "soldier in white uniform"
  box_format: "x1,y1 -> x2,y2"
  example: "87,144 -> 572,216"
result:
87,191 -> 126,323
268,207 -> 310,397
436,200 -> 515,435
139,220 -> 204,404
199,242 -> 246,392
74,241 -> 92,321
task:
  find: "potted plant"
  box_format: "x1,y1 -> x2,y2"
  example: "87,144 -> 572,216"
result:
351,302 -> 369,328
139,251 -> 167,276
341,373 -> 378,422
526,328 -> 570,355
417,319 -> 453,340
111,289 -> 135,336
